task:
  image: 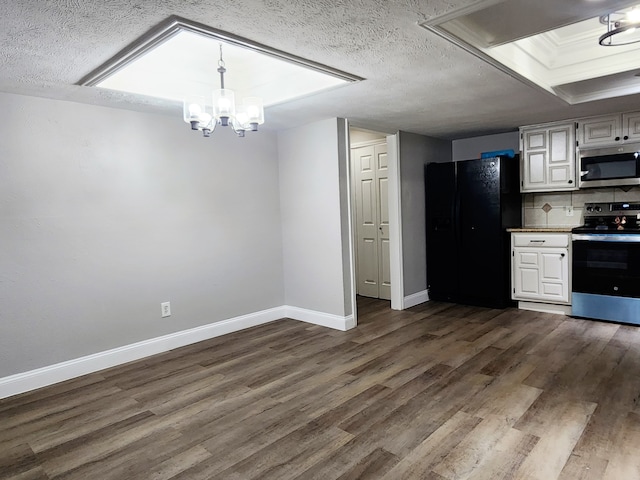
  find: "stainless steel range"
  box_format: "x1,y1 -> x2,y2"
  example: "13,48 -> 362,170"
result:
572,202 -> 640,324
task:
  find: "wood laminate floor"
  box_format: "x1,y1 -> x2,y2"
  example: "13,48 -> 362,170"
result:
3,298 -> 640,479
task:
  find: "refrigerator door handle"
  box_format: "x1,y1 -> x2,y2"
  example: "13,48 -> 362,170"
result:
454,170 -> 461,249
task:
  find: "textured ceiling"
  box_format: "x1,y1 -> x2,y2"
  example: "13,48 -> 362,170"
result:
2,0 -> 640,140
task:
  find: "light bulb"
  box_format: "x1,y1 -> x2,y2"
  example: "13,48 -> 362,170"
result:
183,95 -> 209,127
188,103 -> 202,118
218,98 -> 231,113
213,89 -> 236,120
627,7 -> 640,23
247,105 -> 260,120
242,97 -> 264,126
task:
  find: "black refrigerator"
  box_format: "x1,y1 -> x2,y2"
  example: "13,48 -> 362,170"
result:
425,156 -> 521,308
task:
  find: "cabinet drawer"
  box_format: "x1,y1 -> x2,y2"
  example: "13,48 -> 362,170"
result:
512,233 -> 569,248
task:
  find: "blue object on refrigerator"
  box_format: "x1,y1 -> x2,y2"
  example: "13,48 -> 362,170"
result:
480,149 -> 515,159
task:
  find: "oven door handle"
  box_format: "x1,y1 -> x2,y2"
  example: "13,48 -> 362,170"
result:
572,233 -> 640,242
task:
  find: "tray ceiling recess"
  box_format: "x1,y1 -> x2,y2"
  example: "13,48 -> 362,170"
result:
78,16 -> 363,110
421,0 -> 640,104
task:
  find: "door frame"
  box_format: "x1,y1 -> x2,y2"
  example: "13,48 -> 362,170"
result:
386,133 -> 404,310
347,125 -> 404,314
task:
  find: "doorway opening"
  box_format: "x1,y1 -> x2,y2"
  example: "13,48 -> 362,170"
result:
350,127 -> 391,302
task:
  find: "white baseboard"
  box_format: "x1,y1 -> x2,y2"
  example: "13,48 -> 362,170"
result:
285,306 -> 355,331
0,305 -> 354,399
518,301 -> 572,316
403,290 -> 430,309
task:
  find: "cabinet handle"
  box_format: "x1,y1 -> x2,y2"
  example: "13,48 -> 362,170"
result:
568,179 -> 573,184
561,253 -> 565,257
624,135 -> 629,140
615,136 -> 621,141
529,240 -> 546,244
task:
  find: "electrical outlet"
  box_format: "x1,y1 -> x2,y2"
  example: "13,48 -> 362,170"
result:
566,206 -> 574,217
161,302 -> 171,318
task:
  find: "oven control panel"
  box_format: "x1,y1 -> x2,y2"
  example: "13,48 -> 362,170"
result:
584,202 -> 640,216
579,202 -> 640,232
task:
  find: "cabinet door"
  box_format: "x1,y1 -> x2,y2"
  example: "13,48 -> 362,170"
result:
513,248 -> 541,298
547,126 -> 575,189
520,124 -> 576,192
578,115 -> 621,147
623,112 -> 640,142
521,128 -> 548,191
512,247 -> 569,304
539,249 -> 569,303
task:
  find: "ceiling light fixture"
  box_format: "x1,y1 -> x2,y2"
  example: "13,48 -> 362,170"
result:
599,7 -> 640,46
183,44 -> 264,138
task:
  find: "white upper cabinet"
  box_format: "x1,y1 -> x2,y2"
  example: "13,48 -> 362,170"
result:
623,112 -> 640,143
520,122 -> 577,193
518,110 -> 640,193
578,112 -> 640,148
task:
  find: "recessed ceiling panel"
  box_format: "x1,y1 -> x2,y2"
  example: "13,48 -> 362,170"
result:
554,69 -> 640,103
431,0 -> 640,47
422,0 -> 640,104
79,17 -> 363,108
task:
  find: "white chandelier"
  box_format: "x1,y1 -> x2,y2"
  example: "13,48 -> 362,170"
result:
599,7 -> 640,46
183,45 -> 265,137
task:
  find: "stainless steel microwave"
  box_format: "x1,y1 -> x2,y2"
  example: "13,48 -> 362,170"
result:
579,143 -> 640,188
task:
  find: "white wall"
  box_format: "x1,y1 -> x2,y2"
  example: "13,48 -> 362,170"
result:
452,131 -> 519,161
398,131 -> 451,297
350,128 -> 386,145
278,118 -> 353,318
337,120 -> 354,317
0,92 -> 284,377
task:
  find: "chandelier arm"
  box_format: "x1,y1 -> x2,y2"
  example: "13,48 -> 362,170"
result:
599,10 -> 640,46
599,23 -> 640,46
229,118 -> 246,136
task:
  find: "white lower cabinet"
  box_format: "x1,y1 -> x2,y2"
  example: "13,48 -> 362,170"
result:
511,233 -> 571,312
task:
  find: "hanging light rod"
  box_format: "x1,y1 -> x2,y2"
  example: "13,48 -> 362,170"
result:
183,44 -> 264,138
599,7 -> 640,46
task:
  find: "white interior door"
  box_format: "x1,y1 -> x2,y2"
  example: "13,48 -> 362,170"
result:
352,143 -> 390,300
376,146 -> 391,300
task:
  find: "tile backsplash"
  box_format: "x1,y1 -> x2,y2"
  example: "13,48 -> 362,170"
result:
523,186 -> 640,228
